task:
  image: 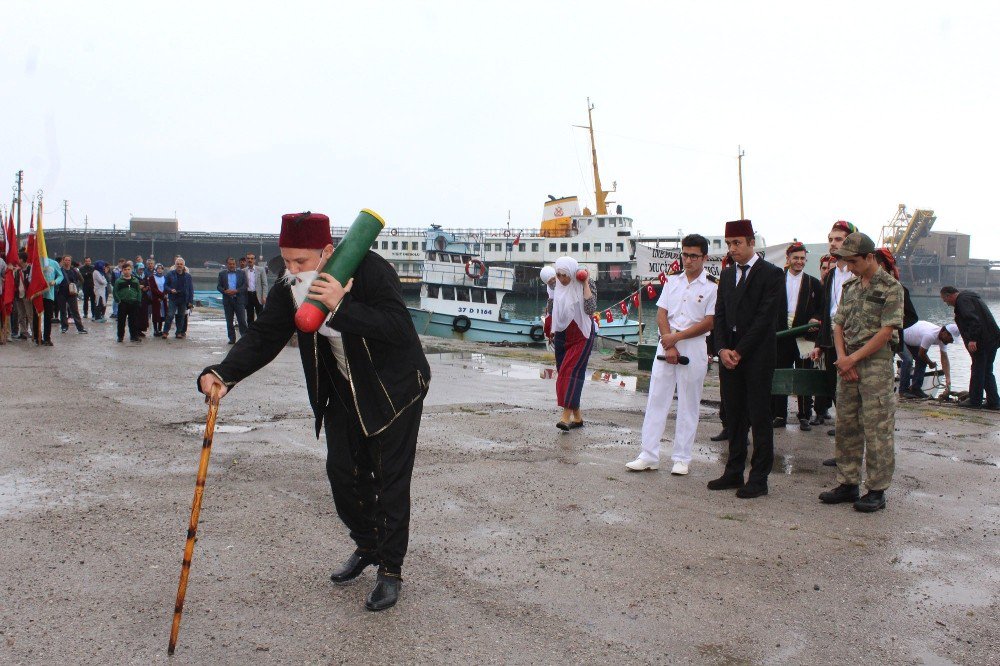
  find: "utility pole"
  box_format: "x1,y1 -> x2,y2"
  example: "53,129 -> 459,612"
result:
737,146 -> 746,219
83,215 -> 89,256
14,170 -> 23,237
63,199 -> 69,256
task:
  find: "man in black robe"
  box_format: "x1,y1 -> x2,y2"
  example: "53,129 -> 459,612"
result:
197,212 -> 430,611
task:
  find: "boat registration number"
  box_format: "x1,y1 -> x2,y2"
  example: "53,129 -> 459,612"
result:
457,307 -> 494,315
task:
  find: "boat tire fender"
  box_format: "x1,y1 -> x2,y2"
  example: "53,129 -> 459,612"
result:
529,324 -> 545,342
503,230 -> 511,238
390,228 -> 398,236
452,315 -> 472,333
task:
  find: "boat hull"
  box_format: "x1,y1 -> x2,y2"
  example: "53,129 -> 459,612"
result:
408,308 -> 641,345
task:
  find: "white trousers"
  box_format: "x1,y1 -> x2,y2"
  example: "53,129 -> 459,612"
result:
638,336 -> 709,464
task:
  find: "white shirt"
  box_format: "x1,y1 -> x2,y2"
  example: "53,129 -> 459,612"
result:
733,253 -> 759,287
656,268 -> 717,337
830,265 -> 851,317
785,270 -> 803,315
246,266 -> 256,291
903,320 -> 946,351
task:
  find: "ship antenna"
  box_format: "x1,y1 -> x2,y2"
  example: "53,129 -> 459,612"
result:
737,146 -> 746,219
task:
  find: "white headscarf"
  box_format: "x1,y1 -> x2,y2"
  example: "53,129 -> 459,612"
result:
540,265 -> 556,299
552,256 -> 591,339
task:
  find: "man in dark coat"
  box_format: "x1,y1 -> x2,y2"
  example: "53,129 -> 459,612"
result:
941,286 -> 1000,409
198,212 -> 430,612
708,219 -> 784,498
217,257 -> 249,344
772,242 -> 822,430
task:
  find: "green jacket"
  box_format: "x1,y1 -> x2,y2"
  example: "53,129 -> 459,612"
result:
113,276 -> 142,304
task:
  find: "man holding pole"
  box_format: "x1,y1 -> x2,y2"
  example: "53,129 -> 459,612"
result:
197,212 -> 430,612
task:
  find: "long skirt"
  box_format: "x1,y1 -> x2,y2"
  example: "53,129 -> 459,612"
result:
553,320 -> 595,409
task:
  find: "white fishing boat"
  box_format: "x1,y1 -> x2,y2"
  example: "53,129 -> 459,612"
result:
408,227 -> 642,345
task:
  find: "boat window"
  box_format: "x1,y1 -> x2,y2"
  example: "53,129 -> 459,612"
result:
610,219 -> 616,227
400,241 -> 406,250
462,255 -> 472,263
583,243 -> 590,252
518,244 -> 525,252
442,286 -> 455,300
471,288 -> 485,303
473,243 -> 480,252
549,243 -> 556,252
456,288 -> 470,302
427,284 -> 439,298
391,241 -> 398,250
485,290 -> 497,304
451,254 -> 462,263
371,243 -> 378,250
605,243 -> 612,252
599,219 -> 605,227
616,243 -> 624,252
531,242 -> 539,252
571,243 -> 579,252
560,243 -> 568,252
381,241 -> 389,249
714,239 -> 722,248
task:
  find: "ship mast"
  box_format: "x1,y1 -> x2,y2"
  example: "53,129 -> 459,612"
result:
575,98 -> 612,215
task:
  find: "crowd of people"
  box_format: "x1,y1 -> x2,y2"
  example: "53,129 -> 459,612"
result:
0,251 -> 274,346
541,219 -> 999,514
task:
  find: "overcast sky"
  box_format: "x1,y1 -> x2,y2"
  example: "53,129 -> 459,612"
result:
3,1 -> 997,256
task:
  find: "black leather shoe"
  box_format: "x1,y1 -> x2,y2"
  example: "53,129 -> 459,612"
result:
809,412 -> 828,426
329,550 -> 376,585
822,458 -> 837,467
827,428 -> 836,437
798,418 -> 812,431
707,474 -> 743,490
819,483 -> 859,504
709,429 -> 729,442
854,490 -> 886,512
772,417 -> 786,429
735,484 -> 768,498
365,573 -> 401,611
956,399 -> 982,410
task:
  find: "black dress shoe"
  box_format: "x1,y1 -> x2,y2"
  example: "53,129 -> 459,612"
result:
809,413 -> 828,426
827,428 -> 836,437
822,458 -> 837,467
735,484 -> 768,499
819,483 -> 859,504
365,572 -> 401,611
707,474 -> 743,490
709,429 -> 729,442
772,417 -> 787,429
798,418 -> 812,432
329,550 -> 376,585
854,490 -> 886,513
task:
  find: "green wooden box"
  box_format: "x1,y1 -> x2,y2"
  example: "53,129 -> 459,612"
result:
772,368 -> 834,397
637,344 -> 657,372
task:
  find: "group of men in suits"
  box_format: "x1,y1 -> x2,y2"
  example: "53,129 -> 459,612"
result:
216,253 -> 269,344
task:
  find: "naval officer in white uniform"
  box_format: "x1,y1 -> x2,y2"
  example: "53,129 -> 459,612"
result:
627,234 -> 718,475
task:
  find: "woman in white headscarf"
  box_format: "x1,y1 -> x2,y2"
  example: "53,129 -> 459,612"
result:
551,256 -> 597,430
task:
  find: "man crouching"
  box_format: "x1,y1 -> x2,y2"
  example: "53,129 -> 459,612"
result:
197,211 -> 430,611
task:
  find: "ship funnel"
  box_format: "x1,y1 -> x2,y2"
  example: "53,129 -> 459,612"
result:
541,196 -> 581,238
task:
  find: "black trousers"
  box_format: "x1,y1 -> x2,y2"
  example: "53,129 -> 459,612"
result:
720,360 -> 775,486
324,389 -> 422,575
82,286 -> 96,317
39,299 -> 56,342
222,295 -> 248,342
57,292 -> 85,331
813,347 -> 838,416
771,341 -> 814,420
117,301 -> 141,340
245,293 -> 263,324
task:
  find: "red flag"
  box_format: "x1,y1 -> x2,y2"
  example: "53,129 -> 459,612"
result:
2,214 -> 16,316
619,301 -> 628,315
512,232 -> 521,247
604,309 -> 613,323
658,271 -> 667,285
669,259 -> 680,274
631,292 -> 640,308
646,283 -> 657,300
27,206 -> 49,313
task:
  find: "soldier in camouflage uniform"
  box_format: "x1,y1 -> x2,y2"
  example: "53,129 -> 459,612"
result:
819,233 -> 903,512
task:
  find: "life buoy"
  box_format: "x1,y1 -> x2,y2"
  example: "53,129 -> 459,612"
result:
465,259 -> 487,279
503,230 -> 511,238
529,324 -> 545,342
452,315 -> 472,332
389,228 -> 398,236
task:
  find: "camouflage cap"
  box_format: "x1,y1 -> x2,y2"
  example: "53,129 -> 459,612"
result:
833,232 -> 876,258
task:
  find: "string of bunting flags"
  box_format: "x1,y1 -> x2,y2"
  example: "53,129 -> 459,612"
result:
591,270 -> 668,326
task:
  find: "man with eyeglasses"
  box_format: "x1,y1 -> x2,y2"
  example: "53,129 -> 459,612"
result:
627,235 -> 717,475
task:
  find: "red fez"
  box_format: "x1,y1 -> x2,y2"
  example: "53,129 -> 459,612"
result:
724,219 -> 754,237
786,241 -> 807,255
279,211 -> 332,249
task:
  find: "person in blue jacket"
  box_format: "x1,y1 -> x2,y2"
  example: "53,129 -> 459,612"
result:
162,256 -> 194,339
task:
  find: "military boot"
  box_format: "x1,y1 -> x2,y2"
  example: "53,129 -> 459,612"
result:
854,490 -> 886,513
819,483 -> 860,504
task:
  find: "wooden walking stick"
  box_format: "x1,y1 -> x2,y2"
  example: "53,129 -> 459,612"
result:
168,384 -> 221,655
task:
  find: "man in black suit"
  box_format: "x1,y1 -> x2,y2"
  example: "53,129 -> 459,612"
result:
941,285 -> 1000,409
708,219 -> 785,498
772,242 -> 822,430
217,256 -> 248,344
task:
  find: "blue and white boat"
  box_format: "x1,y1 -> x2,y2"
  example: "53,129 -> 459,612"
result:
408,227 -> 642,345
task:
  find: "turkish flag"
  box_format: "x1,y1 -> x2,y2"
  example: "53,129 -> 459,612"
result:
646,284 -> 657,300
631,292 -> 640,308
2,214 -> 16,317
619,302 -> 628,315
604,310 -> 613,323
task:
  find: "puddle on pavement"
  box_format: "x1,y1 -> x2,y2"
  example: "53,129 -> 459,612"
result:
432,352 -> 642,391
776,453 -> 818,475
180,423 -> 256,435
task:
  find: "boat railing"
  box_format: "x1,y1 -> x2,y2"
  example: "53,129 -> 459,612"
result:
423,260 -> 515,290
